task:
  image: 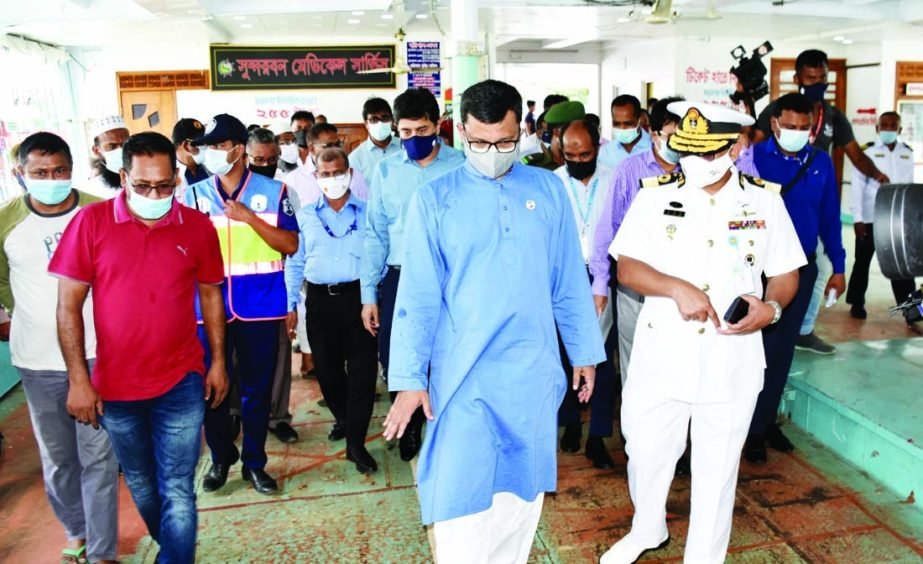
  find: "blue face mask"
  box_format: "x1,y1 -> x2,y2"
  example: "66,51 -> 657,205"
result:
25,178 -> 72,205
879,130 -> 898,145
127,183 -> 174,220
402,134 -> 438,161
776,128 -> 811,153
800,83 -> 829,104
657,134 -> 680,165
613,126 -> 641,145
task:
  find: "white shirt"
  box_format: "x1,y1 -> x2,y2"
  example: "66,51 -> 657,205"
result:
611,169 -> 806,403
519,133 -> 542,158
84,174 -> 120,200
2,194 -> 97,370
554,164 -> 615,262
850,139 -> 915,223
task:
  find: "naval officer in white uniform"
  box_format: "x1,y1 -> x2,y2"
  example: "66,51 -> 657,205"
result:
600,102 -> 806,564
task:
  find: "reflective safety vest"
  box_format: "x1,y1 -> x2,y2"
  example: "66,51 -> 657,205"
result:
185,170 -> 289,321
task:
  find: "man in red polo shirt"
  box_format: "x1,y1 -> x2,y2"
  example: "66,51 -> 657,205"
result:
50,132 -> 227,564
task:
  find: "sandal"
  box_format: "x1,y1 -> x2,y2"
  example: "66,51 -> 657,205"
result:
62,546 -> 90,564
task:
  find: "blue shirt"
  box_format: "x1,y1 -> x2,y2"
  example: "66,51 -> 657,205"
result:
597,129 -> 652,170
752,137 -> 845,273
349,136 -> 403,181
389,161 -> 606,525
361,142 -> 466,303
285,193 -> 367,311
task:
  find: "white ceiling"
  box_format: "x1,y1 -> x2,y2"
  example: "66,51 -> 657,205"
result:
0,0 -> 920,50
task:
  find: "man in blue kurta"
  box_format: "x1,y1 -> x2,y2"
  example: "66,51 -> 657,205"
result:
383,79 -> 605,564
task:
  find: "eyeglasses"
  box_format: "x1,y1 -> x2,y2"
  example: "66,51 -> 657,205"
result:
313,141 -> 342,149
250,156 -> 279,165
463,128 -> 520,154
128,178 -> 176,197
367,115 -> 393,124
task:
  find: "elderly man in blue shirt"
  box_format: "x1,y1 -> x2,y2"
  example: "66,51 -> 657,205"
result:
597,94 -> 652,170
285,147 -> 378,474
747,92 -> 846,463
360,87 -> 465,462
382,79 -> 605,564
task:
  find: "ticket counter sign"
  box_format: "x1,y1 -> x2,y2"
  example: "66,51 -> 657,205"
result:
210,45 -> 396,90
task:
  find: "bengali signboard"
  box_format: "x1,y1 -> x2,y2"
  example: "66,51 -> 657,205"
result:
406,41 -> 441,96
209,45 -> 396,90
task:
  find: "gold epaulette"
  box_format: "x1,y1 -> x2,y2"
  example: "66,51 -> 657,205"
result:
640,172 -> 684,189
739,173 -> 781,194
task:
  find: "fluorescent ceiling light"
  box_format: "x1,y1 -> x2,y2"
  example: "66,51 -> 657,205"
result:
416,13 -> 428,19
617,17 -> 631,23
240,23 -> 253,28
841,39 -> 854,44
348,18 -> 360,24
233,15 -> 246,21
381,13 -> 395,19
833,35 -> 845,41
352,11 -> 365,15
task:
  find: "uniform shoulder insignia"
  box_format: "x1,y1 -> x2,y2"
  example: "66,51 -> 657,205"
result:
861,141 -> 874,151
640,172 -> 683,189
739,173 -> 781,194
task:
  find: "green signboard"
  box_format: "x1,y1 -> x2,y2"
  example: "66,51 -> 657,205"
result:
210,44 -> 396,90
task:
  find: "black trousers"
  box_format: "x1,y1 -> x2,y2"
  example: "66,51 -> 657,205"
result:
378,267 -> 427,435
749,260 -> 818,438
846,223 -> 916,307
305,282 -> 378,447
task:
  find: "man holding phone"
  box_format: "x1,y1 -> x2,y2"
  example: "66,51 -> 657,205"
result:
600,102 -> 805,564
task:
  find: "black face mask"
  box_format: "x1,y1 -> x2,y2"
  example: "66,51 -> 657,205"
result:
565,157 -> 597,180
249,164 -> 277,179
294,129 -> 308,148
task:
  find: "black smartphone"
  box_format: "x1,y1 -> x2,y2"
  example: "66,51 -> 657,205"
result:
724,296 -> 750,324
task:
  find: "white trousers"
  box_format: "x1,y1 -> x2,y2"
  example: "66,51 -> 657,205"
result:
621,383 -> 758,564
433,492 -> 544,564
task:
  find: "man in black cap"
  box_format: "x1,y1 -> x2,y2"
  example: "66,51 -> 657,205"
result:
181,114 -> 299,495
171,118 -> 210,200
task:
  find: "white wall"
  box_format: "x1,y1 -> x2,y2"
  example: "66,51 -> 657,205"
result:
69,31 -> 449,129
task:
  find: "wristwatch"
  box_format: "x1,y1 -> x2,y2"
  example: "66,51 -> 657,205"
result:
766,300 -> 782,324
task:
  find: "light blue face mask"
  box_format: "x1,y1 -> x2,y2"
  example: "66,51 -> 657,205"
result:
25,178 -> 72,205
776,128 -> 810,153
613,126 -> 641,145
879,130 -> 899,145
127,182 -> 174,220
657,134 -> 680,165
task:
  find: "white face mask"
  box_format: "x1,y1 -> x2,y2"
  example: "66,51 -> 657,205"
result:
191,148 -> 207,166
367,122 -> 393,142
280,143 -> 299,164
679,151 -> 734,187
463,144 -> 520,179
318,171 -> 351,200
102,147 -> 123,174
205,147 -> 239,177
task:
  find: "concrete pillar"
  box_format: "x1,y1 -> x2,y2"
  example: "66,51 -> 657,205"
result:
450,0 -> 483,147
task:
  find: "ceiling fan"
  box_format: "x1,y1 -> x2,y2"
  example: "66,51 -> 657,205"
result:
356,27 -> 443,75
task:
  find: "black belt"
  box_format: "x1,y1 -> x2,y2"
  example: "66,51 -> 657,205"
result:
388,264 -> 401,271
307,280 -> 360,296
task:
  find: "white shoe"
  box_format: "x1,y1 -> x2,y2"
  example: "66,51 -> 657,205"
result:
599,534 -> 669,564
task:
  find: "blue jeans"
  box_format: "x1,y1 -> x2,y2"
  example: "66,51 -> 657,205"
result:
100,372 -> 205,564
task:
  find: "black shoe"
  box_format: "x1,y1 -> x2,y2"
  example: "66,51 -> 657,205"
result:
795,332 -> 836,355
743,435 -> 767,464
270,421 -> 299,444
346,444 -> 378,474
766,423 -> 795,452
560,422 -> 581,453
399,423 -> 422,461
674,452 -> 691,477
202,446 -> 240,492
328,422 -> 346,441
584,435 -> 615,469
230,414 -> 241,440
242,466 -> 278,494
850,305 -> 868,319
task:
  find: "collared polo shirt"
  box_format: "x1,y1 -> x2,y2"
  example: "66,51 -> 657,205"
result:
48,190 -> 225,401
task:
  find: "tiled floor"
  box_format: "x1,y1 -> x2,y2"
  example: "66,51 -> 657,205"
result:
1,224 -> 922,563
